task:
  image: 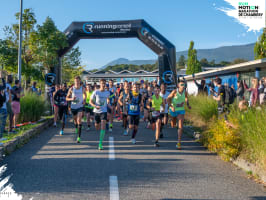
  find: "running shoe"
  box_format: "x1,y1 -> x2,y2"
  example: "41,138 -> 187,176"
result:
77,137 -> 81,143
154,141 -> 160,147
123,130 -> 128,136
98,143 -> 104,150
53,122 -> 57,127
109,128 -> 112,132
176,142 -> 181,150
131,138 -> 136,144
87,127 -> 90,131
59,130 -> 64,135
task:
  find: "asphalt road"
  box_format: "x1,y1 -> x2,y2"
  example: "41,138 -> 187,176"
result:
0,119 -> 265,200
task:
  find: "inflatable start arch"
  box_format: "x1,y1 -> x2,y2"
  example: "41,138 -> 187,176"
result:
58,19 -> 177,88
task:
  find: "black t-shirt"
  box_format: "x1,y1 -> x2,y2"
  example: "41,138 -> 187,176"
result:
12,86 -> 22,102
54,89 -> 68,106
217,86 -> 225,108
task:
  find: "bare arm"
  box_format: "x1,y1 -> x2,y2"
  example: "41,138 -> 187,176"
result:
118,93 -> 123,106
66,88 -> 73,101
83,88 -> 87,105
167,90 -> 176,108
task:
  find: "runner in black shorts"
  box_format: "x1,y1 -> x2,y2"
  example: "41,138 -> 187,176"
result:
118,81 -> 131,136
54,83 -> 68,135
85,84 -> 94,131
147,85 -> 165,147
127,83 -> 143,144
90,79 -> 111,150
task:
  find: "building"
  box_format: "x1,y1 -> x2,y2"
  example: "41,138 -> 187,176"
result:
81,67 -> 219,84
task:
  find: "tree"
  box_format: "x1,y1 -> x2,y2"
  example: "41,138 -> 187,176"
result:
186,41 -> 202,75
3,8 -> 39,84
29,17 -> 68,72
0,39 -> 17,71
62,47 -> 82,83
199,58 -> 209,67
231,58 -> 248,65
177,55 -> 186,68
254,28 -> 266,59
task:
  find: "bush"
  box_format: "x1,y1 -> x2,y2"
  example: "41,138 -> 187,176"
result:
201,116 -> 241,161
18,92 -> 47,123
186,95 -> 266,170
235,107 -> 266,170
187,95 -> 217,122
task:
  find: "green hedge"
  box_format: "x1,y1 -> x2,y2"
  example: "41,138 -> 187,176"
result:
18,92 -> 47,123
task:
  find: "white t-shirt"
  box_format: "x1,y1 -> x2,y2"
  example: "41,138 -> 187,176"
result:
91,90 -> 110,113
160,91 -> 170,113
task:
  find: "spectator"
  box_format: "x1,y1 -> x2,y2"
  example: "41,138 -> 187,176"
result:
12,80 -> 23,129
6,75 -> 14,133
236,80 -> 245,102
0,71 -> 8,141
192,74 -> 208,95
211,77 -> 226,116
31,82 -> 38,94
243,78 -> 259,107
258,77 -> 265,105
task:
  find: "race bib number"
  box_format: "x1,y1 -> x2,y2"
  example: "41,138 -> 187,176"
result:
129,105 -> 138,112
152,111 -> 160,117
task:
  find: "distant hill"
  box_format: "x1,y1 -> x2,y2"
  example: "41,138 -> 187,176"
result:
176,43 -> 255,63
101,43 -> 255,68
101,58 -> 156,69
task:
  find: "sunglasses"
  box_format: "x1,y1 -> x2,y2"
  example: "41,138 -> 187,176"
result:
180,84 -> 185,86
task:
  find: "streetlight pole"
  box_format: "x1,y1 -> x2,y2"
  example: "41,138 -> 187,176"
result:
18,0 -> 23,82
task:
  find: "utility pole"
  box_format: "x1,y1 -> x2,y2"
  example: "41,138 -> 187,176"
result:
18,0 -> 23,82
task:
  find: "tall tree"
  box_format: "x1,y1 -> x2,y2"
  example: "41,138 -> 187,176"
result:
186,41 -> 202,75
177,55 -> 186,69
3,8 -> 38,84
62,47 -> 82,83
0,39 -> 17,71
254,28 -> 266,59
29,17 -> 68,73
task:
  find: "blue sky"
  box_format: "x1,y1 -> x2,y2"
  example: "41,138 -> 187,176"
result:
0,0 -> 263,70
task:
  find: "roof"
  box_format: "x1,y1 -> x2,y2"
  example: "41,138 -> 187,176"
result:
185,59 -> 266,81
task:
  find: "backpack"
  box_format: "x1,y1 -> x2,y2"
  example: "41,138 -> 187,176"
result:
224,86 -> 235,104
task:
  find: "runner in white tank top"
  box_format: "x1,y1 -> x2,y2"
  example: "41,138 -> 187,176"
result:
66,76 -> 86,143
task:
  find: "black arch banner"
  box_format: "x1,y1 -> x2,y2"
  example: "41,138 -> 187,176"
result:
58,19 -> 177,88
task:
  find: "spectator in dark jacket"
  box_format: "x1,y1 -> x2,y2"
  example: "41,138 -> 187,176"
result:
236,80 -> 245,102
193,79 -> 208,96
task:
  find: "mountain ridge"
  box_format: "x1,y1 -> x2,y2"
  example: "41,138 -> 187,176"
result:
100,43 -> 255,68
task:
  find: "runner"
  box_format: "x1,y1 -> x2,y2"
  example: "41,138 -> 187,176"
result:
54,83 -> 68,135
147,85 -> 165,147
167,80 -> 191,150
143,85 -> 153,128
105,83 -> 115,132
89,79 -> 111,150
108,79 -> 116,131
84,84 -> 94,131
118,81 -> 131,136
159,83 -> 170,138
53,84 -> 60,127
66,76 -> 86,143
127,83 -> 143,144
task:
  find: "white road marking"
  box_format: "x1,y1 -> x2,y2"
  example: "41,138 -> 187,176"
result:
109,137 -> 115,160
109,176 -> 119,200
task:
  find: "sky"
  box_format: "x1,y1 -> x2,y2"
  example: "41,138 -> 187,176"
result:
0,0 -> 264,70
